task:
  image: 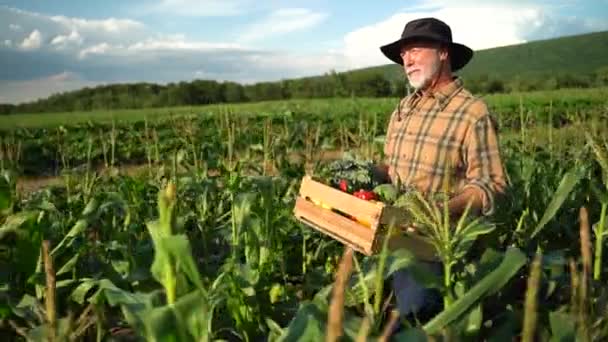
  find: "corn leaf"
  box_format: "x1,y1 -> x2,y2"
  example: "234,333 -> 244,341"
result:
0,174 -> 11,215
152,234 -> 203,291
276,302 -> 326,342
549,309 -> 576,342
423,247 -> 526,334
530,167 -> 583,239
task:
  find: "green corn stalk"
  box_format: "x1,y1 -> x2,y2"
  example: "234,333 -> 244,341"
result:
302,233 -> 307,275
595,203 -> 607,280
147,181 -> 178,305
0,136 -> 3,172
143,116 -> 153,172
162,182 -> 178,305
257,179 -> 273,270
263,118 -> 273,176
519,96 -> 526,151
83,137 -> 95,203
398,173 -> 495,309
374,224 -> 394,315
42,240 -> 57,342
522,253 -> 542,342
226,115 -> 237,173
99,128 -> 108,168
110,119 -> 116,168
152,128 -> 160,164
586,132 -> 608,281
548,100 -> 553,153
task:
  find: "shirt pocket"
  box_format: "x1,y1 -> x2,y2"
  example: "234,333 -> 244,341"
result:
433,134 -> 465,176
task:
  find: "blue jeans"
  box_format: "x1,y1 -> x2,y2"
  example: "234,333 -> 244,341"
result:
391,261 -> 442,317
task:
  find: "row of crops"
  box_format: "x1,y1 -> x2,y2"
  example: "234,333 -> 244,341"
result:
1,88 -> 607,177
1,91 -> 608,340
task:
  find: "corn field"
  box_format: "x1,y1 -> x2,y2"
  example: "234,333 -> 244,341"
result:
1,92 -> 608,341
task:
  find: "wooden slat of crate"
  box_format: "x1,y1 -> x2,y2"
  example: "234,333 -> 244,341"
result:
298,176 -> 382,230
294,175 -> 438,261
293,197 -> 375,255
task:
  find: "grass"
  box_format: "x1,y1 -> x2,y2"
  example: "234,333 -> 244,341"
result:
0,87 -> 606,130
0,98 -> 396,130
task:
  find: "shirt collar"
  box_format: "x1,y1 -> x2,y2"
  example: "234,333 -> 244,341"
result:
407,76 -> 464,111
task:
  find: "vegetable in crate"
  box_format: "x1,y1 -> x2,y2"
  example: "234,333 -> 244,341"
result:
339,179 -> 354,193
317,157 -> 386,193
310,198 -> 332,210
353,189 -> 376,201
372,183 -> 398,203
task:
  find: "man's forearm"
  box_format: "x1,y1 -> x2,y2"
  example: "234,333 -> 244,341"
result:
446,187 -> 484,218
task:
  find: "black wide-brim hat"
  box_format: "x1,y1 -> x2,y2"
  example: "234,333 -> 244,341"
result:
380,17 -> 473,71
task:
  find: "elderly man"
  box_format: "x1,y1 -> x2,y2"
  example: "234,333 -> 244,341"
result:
377,18 -> 507,323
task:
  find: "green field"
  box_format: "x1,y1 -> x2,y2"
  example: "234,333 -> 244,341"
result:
1,86 -> 606,130
1,88 -> 608,340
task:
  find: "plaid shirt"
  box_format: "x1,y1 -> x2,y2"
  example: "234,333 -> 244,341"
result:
383,77 -> 507,215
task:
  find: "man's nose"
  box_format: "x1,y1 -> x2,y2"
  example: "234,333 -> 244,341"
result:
403,54 -> 414,66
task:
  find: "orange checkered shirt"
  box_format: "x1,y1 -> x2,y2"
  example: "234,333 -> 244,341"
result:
383,77 -> 507,215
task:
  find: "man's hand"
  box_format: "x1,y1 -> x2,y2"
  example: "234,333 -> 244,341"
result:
373,163 -> 390,183
441,187 -> 484,219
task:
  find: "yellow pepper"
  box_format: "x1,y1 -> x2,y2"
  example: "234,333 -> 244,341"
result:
311,198 -> 332,210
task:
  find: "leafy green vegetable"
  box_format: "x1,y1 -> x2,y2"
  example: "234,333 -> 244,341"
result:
316,156 -> 387,192
372,183 -> 398,203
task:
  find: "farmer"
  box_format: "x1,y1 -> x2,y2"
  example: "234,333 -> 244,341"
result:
377,18 -> 507,324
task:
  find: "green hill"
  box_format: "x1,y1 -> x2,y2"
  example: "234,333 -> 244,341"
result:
463,31 -> 608,78
348,30 -> 608,88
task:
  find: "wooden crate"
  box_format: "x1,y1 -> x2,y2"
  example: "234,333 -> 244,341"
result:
293,175 -> 437,261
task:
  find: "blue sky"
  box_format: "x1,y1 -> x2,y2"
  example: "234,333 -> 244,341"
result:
1,0 -> 607,103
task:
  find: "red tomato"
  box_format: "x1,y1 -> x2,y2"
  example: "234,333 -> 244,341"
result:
354,189 -> 376,201
339,179 -> 349,192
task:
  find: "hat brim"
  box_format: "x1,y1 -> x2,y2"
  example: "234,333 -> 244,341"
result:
380,36 -> 473,71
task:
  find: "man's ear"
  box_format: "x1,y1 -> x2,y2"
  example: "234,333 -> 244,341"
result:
439,46 -> 449,61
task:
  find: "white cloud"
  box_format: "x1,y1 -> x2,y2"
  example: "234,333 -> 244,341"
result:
49,15 -> 145,34
126,37 -> 242,51
20,29 -> 42,50
238,8 -> 328,43
146,0 -> 253,17
47,71 -> 81,82
50,30 -> 83,49
242,50 -> 344,78
0,7 -> 150,49
9,23 -> 21,31
3,39 -> 11,47
79,42 -> 111,59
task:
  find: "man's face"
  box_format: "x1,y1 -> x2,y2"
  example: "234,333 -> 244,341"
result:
399,41 -> 445,90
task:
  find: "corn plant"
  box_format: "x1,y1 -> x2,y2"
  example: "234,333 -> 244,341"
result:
586,132 -> 608,281
396,187 -> 496,308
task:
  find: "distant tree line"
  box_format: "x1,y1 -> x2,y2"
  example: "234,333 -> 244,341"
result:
465,67 -> 608,94
1,67 -> 607,115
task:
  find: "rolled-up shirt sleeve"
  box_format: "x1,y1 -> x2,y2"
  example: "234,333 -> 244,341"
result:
462,114 -> 507,216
